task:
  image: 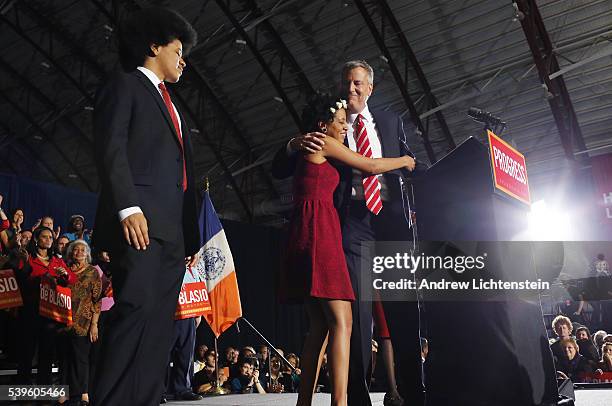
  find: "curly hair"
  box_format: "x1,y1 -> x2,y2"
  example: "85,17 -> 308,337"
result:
552,315 -> 572,334
66,239 -> 92,265
301,92 -> 346,133
118,7 -> 197,71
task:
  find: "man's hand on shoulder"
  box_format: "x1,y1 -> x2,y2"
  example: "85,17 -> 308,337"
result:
289,132 -> 327,154
121,212 -> 149,250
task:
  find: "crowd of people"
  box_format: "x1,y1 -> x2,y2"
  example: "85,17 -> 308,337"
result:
0,195 -> 112,405
549,314 -> 612,383
0,193 -> 429,404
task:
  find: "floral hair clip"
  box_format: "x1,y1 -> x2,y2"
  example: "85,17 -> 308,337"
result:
329,99 -> 348,114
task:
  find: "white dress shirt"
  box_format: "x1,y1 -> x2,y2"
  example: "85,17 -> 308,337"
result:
118,66 -> 183,221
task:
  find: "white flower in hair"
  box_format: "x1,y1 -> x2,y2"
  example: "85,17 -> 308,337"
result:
329,107 -> 336,114
340,99 -> 347,109
335,101 -> 343,109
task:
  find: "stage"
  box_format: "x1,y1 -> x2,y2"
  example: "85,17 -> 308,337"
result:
164,390 -> 612,406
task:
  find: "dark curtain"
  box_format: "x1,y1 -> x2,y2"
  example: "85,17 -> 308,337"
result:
195,220 -> 308,356
0,173 -> 98,231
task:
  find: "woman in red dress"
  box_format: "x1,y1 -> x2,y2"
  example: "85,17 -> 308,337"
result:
284,93 -> 415,406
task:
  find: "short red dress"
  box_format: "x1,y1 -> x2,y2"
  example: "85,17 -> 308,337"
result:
282,158 -> 355,302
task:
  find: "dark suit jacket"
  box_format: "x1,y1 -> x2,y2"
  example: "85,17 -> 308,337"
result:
271,109 -> 426,225
93,69 -> 200,256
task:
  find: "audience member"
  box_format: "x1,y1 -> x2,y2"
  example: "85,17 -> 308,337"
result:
257,345 -> 269,372
56,235 -> 71,258
194,344 -> 208,374
281,353 -> 301,393
230,359 -> 265,394
63,240 -> 102,405
575,326 -> 599,362
593,330 -> 608,354
63,215 -> 91,244
32,216 -> 59,238
0,195 -> 9,254
0,207 -> 24,253
596,342 -> 612,373
555,338 -> 594,382
550,315 -> 573,361
260,355 -> 284,393
193,349 -> 222,394
221,346 -> 237,367
19,230 -> 32,248
13,227 -> 76,385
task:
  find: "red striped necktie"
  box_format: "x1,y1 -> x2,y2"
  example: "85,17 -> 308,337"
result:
354,114 -> 383,215
158,82 -> 187,192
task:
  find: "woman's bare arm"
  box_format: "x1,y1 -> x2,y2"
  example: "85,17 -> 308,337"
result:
322,137 -> 415,174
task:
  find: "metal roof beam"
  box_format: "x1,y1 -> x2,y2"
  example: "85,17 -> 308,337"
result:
181,67 -> 281,200
214,0 -> 311,132
0,56 -> 93,149
0,91 -> 94,191
374,0 -> 456,151
0,6 -> 94,102
353,0 -> 437,163
515,0 -> 588,162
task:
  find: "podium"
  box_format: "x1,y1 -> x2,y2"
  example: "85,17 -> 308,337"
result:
411,136 -> 559,406
414,136 -> 529,241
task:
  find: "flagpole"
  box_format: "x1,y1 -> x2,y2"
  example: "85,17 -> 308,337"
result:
237,317 -> 296,374
203,336 -> 230,396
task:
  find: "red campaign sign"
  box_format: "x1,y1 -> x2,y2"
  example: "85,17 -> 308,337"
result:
174,281 -> 212,320
39,280 -> 72,325
0,270 -> 23,310
582,372 -> 612,383
487,130 -> 531,205
591,153 -> 612,230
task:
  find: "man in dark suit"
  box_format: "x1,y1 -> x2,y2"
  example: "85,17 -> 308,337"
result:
272,60 -> 426,406
91,8 -> 201,406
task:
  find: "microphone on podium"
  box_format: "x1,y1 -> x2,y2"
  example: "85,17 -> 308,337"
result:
467,107 -> 506,135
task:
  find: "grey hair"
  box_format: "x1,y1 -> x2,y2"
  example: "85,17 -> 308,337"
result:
342,60 -> 374,84
66,239 -> 92,264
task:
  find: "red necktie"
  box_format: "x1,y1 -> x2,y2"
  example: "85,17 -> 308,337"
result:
158,82 -> 187,192
354,114 -> 383,215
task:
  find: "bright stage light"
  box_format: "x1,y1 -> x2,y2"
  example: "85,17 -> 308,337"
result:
526,200 -> 571,240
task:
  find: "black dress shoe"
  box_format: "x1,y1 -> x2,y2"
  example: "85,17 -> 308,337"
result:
160,395 -> 168,404
383,392 -> 404,406
178,392 -> 203,401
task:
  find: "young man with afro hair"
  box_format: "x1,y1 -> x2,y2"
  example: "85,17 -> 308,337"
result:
91,7 -> 201,406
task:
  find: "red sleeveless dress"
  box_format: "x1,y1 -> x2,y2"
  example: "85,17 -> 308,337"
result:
282,158 -> 355,302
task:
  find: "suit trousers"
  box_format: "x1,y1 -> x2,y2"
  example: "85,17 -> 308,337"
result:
165,318 -> 197,397
91,235 -> 185,406
342,203 -> 375,406
343,201 -> 424,406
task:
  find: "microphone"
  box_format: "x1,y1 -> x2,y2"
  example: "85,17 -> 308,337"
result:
467,107 -> 505,128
